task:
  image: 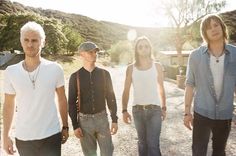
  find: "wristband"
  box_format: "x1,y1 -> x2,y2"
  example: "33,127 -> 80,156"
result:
162,106 -> 167,111
62,126 -> 69,131
122,109 -> 127,113
184,113 -> 191,116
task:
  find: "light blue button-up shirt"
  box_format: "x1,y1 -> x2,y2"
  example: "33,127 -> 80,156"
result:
186,44 -> 236,120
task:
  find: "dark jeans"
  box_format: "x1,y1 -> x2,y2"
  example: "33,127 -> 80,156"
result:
192,112 -> 231,156
132,105 -> 162,156
16,132 -> 61,156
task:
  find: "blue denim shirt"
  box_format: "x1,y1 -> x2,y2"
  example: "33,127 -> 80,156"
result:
186,44 -> 236,120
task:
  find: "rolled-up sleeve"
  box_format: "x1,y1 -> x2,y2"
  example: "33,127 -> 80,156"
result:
185,53 -> 195,87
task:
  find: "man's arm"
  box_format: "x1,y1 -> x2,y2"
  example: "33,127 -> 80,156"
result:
184,85 -> 194,130
104,71 -> 118,134
156,63 -> 166,120
68,74 -> 80,130
56,86 -> 68,127
3,94 -> 16,155
105,71 -> 118,122
56,86 -> 69,143
122,65 -> 132,123
68,73 -> 83,138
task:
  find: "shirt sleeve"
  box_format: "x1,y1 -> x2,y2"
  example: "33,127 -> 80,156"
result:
4,67 -> 16,94
104,70 -> 118,123
185,52 -> 195,87
68,73 -> 80,130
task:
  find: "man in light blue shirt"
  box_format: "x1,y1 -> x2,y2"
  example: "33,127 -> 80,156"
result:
184,14 -> 236,156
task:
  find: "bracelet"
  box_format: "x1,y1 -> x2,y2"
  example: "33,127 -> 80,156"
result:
122,109 -> 127,113
62,126 -> 69,131
184,113 -> 191,116
161,106 -> 167,111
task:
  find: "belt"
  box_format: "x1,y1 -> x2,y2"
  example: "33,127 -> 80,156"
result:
79,110 -> 106,118
133,104 -> 159,110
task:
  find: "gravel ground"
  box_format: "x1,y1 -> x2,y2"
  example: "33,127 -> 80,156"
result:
62,65 -> 236,156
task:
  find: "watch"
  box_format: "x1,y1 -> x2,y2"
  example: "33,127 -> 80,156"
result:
122,109 -> 127,113
62,126 -> 69,131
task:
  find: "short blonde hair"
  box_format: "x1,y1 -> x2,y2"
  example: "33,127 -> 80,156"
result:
200,14 -> 228,44
20,21 -> 45,42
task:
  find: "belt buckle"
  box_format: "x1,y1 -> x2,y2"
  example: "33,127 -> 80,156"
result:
143,105 -> 148,110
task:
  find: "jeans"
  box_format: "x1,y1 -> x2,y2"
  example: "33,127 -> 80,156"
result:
192,112 -> 232,156
79,111 -> 113,156
15,132 -> 61,156
132,105 -> 162,156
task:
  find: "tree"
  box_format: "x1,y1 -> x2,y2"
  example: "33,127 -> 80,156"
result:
0,14 -> 44,51
155,0 -> 226,67
62,25 -> 83,55
43,19 -> 68,54
0,14 -> 71,55
108,40 -> 133,65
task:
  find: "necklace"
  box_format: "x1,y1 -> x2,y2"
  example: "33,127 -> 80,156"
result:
24,61 -> 41,89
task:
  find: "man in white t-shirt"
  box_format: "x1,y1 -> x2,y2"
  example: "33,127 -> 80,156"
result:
2,21 -> 69,156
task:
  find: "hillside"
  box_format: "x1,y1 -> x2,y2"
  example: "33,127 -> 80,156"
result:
0,0 -> 236,50
0,0 -> 175,50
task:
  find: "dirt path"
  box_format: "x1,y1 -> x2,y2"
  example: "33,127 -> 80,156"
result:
62,65 -> 236,156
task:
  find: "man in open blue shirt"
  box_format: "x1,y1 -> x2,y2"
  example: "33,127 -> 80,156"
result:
184,14 -> 236,156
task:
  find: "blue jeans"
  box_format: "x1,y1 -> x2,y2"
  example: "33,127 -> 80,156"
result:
192,112 -> 232,156
15,132 -> 61,156
132,105 -> 162,156
79,111 -> 114,156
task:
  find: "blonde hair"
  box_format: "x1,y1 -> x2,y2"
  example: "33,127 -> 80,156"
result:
200,14 -> 228,44
134,36 -> 153,66
20,21 -> 45,42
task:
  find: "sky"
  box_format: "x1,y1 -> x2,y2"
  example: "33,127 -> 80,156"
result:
10,0 -> 236,28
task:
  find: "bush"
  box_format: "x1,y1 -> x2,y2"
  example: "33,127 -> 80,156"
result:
164,65 -> 186,80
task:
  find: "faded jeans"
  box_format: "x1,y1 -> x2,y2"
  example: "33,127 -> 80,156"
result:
132,105 -> 162,156
79,111 -> 114,156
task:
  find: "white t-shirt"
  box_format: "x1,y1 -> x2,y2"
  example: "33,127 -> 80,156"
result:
4,58 -> 65,140
132,63 -> 160,106
210,54 -> 225,100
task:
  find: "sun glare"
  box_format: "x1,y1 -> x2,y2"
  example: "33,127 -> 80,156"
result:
127,29 -> 137,41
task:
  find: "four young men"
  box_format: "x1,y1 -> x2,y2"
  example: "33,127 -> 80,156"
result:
2,13 -> 236,156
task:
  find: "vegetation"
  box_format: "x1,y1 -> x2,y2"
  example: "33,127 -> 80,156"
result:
154,0 -> 226,66
108,40 -> 133,65
0,14 -> 82,55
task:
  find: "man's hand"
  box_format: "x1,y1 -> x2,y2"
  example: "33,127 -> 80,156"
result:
123,112 -> 132,124
61,129 -> 69,144
74,128 -> 83,139
161,110 -> 166,121
3,137 -> 16,155
110,123 -> 118,135
184,114 -> 193,130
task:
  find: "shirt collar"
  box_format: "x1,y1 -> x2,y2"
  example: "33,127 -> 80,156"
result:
201,44 -> 230,55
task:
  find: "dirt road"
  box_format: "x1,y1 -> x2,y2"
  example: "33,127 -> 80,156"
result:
62,65 -> 236,156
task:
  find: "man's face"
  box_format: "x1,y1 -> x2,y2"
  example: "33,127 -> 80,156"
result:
206,19 -> 224,42
80,49 -> 97,63
21,31 -> 44,58
137,40 -> 151,56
